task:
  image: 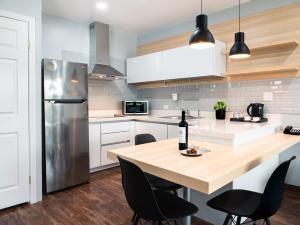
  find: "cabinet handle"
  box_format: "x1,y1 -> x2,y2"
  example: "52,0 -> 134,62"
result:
101,140 -> 130,147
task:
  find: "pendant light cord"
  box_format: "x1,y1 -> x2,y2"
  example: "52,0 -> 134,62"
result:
201,0 -> 203,14
239,0 -> 241,32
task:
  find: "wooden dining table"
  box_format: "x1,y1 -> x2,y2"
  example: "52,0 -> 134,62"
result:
108,133 -> 300,225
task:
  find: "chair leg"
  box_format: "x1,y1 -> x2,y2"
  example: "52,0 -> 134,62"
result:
173,220 -> 178,225
265,218 -> 272,225
133,215 -> 140,225
223,214 -> 232,225
235,216 -> 241,225
131,213 -> 137,223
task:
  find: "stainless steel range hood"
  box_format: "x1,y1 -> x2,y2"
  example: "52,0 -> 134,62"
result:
89,22 -> 125,80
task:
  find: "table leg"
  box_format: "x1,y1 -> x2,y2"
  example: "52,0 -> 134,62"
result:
183,187 -> 191,225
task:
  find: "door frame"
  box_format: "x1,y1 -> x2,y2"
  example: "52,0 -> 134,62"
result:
0,10 -> 41,204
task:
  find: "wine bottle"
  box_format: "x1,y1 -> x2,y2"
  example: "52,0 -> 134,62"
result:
179,110 -> 188,150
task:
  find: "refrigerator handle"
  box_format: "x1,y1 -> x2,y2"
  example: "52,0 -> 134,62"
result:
47,99 -> 87,104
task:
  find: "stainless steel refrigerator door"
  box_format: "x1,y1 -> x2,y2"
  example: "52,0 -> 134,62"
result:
44,100 -> 89,193
43,59 -> 88,100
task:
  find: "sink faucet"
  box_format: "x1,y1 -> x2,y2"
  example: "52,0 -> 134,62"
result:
186,109 -> 191,117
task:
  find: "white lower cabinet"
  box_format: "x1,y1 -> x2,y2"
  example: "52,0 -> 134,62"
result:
89,124 -> 101,169
101,142 -> 130,166
89,121 -> 177,171
89,121 -> 133,171
167,125 -> 178,139
135,121 -> 168,141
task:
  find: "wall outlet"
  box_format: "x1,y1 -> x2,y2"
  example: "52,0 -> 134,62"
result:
163,105 -> 169,110
263,92 -> 273,101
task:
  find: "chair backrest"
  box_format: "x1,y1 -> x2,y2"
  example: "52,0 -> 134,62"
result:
118,157 -> 164,221
257,156 -> 296,218
135,133 -> 157,145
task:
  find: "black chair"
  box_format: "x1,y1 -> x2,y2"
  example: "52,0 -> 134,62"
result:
207,156 -> 296,225
118,156 -> 198,225
135,134 -> 182,194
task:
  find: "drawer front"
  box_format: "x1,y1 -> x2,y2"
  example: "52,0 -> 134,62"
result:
101,142 -> 131,166
101,131 -> 130,145
101,122 -> 130,134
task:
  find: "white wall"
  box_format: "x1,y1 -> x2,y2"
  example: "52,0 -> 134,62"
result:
42,14 -> 90,63
42,14 -> 138,111
42,13 -> 138,73
0,0 -> 42,202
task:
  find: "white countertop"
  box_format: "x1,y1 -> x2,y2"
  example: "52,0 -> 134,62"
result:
189,118 -> 280,146
88,115 -> 181,125
89,114 -> 281,146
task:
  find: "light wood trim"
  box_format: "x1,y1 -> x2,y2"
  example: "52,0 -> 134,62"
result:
225,39 -> 299,54
108,133 -> 300,194
225,66 -> 299,77
135,2 -> 300,88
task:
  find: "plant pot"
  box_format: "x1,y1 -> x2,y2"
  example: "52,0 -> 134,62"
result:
215,109 -> 226,120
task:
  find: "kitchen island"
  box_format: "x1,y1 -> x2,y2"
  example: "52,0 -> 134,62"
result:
108,127 -> 300,224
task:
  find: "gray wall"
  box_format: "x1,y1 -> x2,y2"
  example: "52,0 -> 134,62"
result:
42,14 -> 138,110
138,0 -> 300,45
0,0 -> 42,201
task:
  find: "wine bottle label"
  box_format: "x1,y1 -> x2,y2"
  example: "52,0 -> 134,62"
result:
179,127 -> 186,143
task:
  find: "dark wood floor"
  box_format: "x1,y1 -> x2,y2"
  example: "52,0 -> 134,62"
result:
0,167 -> 299,225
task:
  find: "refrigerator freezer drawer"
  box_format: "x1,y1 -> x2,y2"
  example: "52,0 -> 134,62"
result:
43,100 -> 89,193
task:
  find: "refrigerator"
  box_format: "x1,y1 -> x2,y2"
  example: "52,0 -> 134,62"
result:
42,59 -> 90,193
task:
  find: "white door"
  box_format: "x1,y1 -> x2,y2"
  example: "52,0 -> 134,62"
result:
0,16 -> 30,209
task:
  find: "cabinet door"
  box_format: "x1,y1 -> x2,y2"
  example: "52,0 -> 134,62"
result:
101,142 -> 130,166
127,52 -> 163,83
162,46 -> 214,80
89,124 -> 101,169
135,122 -> 167,141
168,125 -> 178,139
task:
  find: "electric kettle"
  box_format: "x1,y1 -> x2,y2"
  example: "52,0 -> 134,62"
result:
247,103 -> 264,118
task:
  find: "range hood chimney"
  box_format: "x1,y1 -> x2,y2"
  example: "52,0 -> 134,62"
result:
89,22 -> 125,80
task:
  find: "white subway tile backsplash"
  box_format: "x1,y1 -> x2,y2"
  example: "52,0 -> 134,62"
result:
137,77 -> 300,114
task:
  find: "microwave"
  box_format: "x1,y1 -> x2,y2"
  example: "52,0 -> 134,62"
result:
123,101 -> 149,115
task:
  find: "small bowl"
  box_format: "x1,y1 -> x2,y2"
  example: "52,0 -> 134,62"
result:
252,117 -> 261,122
244,116 -> 251,121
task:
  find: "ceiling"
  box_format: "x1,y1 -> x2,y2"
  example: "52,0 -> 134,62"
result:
43,0 -> 251,35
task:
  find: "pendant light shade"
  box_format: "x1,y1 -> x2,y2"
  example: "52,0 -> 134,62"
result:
229,0 -> 250,59
229,32 -> 250,59
189,0 -> 215,49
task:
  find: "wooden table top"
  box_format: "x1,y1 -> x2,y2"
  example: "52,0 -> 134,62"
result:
107,133 -> 300,194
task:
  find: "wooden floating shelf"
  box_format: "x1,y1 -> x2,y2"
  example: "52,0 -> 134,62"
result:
225,39 -> 299,54
225,66 -> 299,77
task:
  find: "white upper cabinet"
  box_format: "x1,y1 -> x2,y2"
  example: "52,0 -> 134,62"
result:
127,41 -> 226,84
127,51 -> 164,83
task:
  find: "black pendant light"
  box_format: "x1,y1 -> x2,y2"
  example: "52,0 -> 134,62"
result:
189,0 -> 215,49
229,0 -> 250,59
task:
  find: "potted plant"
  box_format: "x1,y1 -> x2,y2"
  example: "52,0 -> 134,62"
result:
213,101 -> 227,120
